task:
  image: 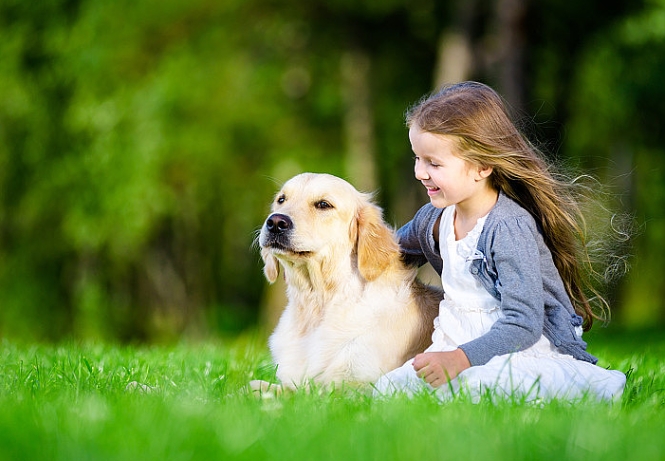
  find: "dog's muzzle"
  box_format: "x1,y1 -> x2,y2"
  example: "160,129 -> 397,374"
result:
261,213 -> 294,250
265,213 -> 293,234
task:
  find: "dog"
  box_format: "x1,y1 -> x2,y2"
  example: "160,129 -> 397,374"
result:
255,173 -> 441,390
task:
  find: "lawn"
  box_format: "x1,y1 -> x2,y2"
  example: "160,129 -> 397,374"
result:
0,326 -> 663,461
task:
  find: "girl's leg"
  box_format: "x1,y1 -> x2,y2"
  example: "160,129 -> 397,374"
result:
374,358 -> 430,396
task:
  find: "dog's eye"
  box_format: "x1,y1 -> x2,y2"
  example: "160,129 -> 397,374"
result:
314,200 -> 333,210
276,194 -> 286,204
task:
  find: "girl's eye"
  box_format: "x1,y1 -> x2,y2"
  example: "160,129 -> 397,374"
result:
314,200 -> 333,210
413,156 -> 440,167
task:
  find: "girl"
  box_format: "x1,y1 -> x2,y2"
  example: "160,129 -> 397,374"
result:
374,81 -> 626,401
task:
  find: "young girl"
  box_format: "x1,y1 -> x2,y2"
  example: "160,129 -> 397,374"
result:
374,81 -> 626,401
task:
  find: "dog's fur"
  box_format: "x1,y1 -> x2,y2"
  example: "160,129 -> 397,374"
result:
257,173 -> 441,389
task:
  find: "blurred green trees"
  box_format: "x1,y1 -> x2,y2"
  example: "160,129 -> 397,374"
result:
0,0 -> 661,342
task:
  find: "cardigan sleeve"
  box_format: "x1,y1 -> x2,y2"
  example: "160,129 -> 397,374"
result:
396,203 -> 444,274
458,216 -> 545,366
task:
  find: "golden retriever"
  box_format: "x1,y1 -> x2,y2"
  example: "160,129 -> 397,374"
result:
256,173 -> 441,390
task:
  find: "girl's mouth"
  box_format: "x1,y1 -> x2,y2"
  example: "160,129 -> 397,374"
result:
426,186 -> 440,196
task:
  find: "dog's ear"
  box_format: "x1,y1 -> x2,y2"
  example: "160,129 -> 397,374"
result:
261,248 -> 281,283
355,202 -> 400,281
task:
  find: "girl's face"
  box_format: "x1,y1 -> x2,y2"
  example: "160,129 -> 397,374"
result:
409,125 -> 491,210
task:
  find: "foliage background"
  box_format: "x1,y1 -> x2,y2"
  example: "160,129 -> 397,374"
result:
1,0 -> 663,342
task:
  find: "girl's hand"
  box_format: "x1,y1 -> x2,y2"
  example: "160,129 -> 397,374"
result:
412,349 -> 471,388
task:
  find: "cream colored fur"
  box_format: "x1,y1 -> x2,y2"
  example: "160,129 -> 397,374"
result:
257,173 -> 440,389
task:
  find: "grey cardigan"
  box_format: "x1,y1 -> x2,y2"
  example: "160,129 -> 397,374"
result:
397,192 -> 598,366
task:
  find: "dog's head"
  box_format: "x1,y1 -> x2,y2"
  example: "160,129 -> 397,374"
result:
259,173 -> 400,283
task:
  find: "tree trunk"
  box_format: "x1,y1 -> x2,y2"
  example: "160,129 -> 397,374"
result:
491,0 -> 528,108
341,49 -> 376,192
433,0 -> 477,88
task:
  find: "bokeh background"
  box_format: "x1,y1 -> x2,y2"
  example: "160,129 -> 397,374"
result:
1,0 -> 663,343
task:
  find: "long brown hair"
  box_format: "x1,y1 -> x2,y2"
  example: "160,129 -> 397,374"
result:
406,81 -> 605,330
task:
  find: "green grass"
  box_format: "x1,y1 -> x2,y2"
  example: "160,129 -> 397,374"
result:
0,327 -> 663,461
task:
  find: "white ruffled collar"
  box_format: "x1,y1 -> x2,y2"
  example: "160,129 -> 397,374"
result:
442,206 -> 488,259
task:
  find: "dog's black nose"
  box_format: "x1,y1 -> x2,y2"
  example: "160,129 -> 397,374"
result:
266,213 -> 293,234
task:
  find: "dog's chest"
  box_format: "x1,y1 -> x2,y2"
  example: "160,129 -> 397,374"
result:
274,287 -> 404,351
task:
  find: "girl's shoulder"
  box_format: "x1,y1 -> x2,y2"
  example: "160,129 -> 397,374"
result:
486,192 -> 536,225
482,192 -> 542,242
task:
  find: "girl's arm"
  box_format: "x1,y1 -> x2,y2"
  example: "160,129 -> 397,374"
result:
396,203 -> 444,274
458,216 -> 545,366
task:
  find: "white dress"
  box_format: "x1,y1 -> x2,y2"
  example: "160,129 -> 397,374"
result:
374,206 -> 626,402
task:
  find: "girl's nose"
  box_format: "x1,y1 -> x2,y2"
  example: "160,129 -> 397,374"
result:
414,161 -> 429,180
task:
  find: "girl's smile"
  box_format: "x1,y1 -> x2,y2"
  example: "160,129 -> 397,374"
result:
425,185 -> 440,196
